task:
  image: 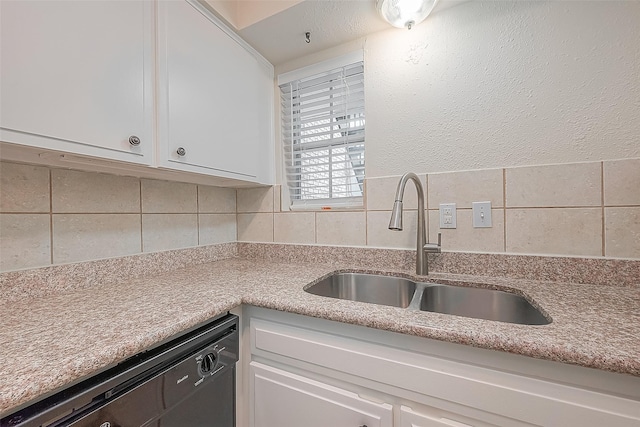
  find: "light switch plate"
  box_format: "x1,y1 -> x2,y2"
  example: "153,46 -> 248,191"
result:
439,203 -> 457,229
472,201 -> 492,228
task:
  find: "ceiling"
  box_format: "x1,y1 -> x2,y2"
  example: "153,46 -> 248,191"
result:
220,0 -> 464,66
237,0 -> 386,65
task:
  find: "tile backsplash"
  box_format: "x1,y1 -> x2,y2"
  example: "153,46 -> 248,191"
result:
0,162 -> 237,271
239,158 -> 640,260
1,158 -> 638,272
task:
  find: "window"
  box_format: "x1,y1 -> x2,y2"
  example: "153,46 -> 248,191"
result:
279,54 -> 365,209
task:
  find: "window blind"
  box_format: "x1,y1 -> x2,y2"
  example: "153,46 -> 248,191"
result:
280,61 -> 365,208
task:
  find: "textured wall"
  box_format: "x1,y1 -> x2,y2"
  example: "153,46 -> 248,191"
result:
359,1 -> 640,176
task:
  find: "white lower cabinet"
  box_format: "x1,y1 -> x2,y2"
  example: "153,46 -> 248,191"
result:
251,362 -> 393,427
245,308 -> 640,427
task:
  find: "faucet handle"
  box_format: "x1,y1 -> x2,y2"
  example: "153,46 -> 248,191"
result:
424,233 -> 442,253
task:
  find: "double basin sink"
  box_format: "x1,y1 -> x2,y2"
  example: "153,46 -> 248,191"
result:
305,273 -> 550,325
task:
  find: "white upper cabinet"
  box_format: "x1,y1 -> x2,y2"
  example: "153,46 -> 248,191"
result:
157,0 -> 274,184
1,0 -> 274,185
0,0 -> 153,164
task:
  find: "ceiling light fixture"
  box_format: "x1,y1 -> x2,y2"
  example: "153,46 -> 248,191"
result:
376,0 -> 438,29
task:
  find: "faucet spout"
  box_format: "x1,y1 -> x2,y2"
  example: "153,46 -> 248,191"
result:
388,172 -> 429,275
389,200 -> 404,230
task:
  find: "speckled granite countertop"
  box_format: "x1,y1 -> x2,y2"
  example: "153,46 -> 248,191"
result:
1,247 -> 639,416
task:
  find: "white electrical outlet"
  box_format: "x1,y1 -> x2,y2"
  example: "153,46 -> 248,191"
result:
439,203 -> 456,229
472,201 -> 492,228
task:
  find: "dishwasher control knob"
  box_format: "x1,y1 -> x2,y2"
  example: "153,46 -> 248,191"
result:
200,353 -> 217,373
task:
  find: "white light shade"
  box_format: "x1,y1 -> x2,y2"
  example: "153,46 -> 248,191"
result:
376,0 -> 438,29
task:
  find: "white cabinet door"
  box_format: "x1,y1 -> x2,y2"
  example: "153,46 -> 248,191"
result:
250,362 -> 393,427
157,0 -> 274,184
0,0 -> 153,164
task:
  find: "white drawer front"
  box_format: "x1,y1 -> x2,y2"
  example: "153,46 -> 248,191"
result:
251,361 -> 393,427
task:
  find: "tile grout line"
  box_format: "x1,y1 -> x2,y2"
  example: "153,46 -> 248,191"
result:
235,189 -> 239,243
503,168 -> 507,253
363,179 -> 369,247
271,188 -> 275,242
426,206 -> 611,210
502,205 -> 603,210
196,186 -> 200,247
365,201 -> 369,247
139,179 -> 144,253
271,190 -> 275,243
601,161 -> 605,257
31,212 -> 207,215
49,167 -> 54,265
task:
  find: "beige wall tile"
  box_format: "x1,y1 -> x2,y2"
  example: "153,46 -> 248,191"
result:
199,214 -> 237,245
316,211 -> 366,246
0,162 -> 50,213
428,209 -> 505,252
605,207 -> 640,259
604,158 -> 640,206
198,186 -> 236,213
367,210 -> 419,249
142,214 -> 198,252
506,208 -> 602,256
428,169 -> 503,209
0,214 -> 50,271
52,169 -> 139,213
237,213 -> 274,242
141,180 -> 197,213
506,162 -> 601,207
274,212 -> 315,244
53,214 -> 140,264
237,187 -> 274,213
365,175 -> 423,211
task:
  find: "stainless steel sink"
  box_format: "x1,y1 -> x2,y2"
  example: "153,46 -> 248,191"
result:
418,283 -> 550,325
305,273 -> 551,325
305,273 -> 416,308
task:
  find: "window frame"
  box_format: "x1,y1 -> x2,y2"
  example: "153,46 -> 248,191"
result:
278,51 -> 365,211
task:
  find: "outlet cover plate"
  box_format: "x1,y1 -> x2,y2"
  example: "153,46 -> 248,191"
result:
439,203 -> 457,229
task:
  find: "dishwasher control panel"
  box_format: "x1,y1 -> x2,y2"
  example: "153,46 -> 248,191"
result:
163,327 -> 239,408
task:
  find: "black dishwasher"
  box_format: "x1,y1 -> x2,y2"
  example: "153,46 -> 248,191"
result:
2,313 -> 239,427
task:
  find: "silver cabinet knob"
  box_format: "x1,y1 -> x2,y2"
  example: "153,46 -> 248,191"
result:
176,147 -> 186,156
128,135 -> 141,146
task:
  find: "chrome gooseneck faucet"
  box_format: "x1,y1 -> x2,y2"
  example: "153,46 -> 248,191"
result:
389,172 -> 441,275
